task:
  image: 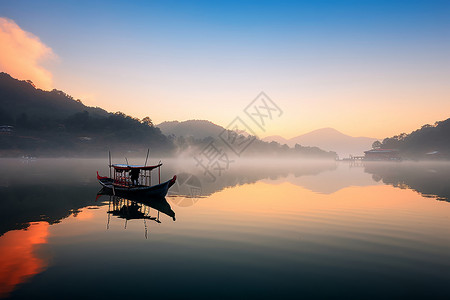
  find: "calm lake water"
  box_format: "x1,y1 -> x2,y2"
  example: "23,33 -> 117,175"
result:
0,158 -> 449,299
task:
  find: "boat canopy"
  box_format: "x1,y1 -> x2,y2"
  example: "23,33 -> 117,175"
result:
112,163 -> 162,171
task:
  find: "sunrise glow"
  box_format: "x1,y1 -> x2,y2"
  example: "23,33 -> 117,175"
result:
1,1 -> 448,138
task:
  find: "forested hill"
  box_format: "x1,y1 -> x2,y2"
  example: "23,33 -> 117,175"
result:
0,73 -> 173,156
374,118 -> 450,159
0,72 -> 108,121
157,120 -> 225,139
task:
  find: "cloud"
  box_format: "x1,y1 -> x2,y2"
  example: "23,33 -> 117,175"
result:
0,17 -> 56,90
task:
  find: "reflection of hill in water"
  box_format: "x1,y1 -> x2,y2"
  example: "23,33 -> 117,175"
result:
262,162 -> 380,194
364,161 -> 450,202
0,159 -> 105,236
167,160 -> 383,198
166,160 -> 341,199
0,184 -> 102,236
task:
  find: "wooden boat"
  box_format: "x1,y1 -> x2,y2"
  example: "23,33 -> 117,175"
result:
97,162 -> 177,198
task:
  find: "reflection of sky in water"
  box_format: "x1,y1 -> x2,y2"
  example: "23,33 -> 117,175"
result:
0,222 -> 49,298
261,162 -> 383,194
1,159 -> 450,299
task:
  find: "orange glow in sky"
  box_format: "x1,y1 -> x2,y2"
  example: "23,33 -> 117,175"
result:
1,0 -> 449,139
0,18 -> 55,90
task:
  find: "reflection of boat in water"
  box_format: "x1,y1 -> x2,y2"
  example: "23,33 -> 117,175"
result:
97,187 -> 176,222
96,156 -> 177,197
97,188 -> 176,238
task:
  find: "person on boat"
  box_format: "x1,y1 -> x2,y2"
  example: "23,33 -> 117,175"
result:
130,168 -> 140,186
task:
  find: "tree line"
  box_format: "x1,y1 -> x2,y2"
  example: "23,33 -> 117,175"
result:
372,118 -> 450,159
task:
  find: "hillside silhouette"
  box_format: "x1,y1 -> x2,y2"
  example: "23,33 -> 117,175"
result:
157,120 -> 225,139
0,72 -> 108,120
0,73 -> 173,156
374,119 -> 450,159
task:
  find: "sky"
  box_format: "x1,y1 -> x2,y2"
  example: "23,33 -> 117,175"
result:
0,0 -> 449,139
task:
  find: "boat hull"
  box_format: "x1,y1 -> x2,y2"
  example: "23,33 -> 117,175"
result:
97,174 -> 176,198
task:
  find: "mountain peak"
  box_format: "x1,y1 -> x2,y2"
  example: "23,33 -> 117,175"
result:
263,127 -> 377,157
299,127 -> 350,139
157,119 -> 226,139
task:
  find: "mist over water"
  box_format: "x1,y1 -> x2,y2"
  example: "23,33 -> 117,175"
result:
1,157 -> 450,299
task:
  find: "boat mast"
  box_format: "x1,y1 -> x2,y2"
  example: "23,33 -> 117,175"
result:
144,148 -> 149,166
158,160 -> 161,184
108,151 -> 112,178
144,149 -> 150,186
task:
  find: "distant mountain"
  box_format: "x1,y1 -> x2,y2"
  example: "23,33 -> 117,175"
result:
156,120 -> 337,159
263,128 -> 377,158
157,120 -> 226,139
